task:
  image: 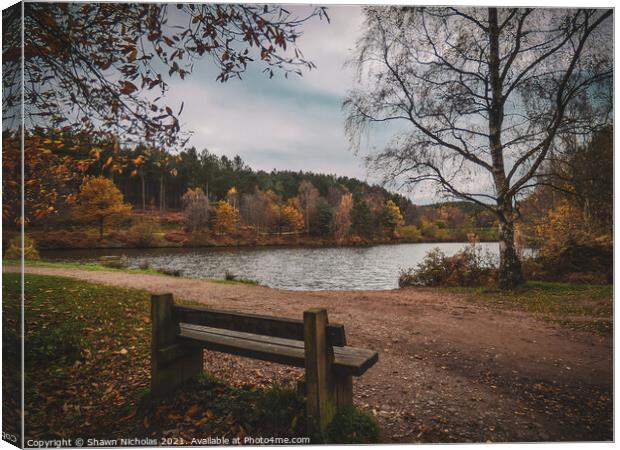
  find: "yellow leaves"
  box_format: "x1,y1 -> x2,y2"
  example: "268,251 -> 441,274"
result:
213,200 -> 239,234
127,48 -> 138,62
72,177 -> 132,235
280,198 -> 304,232
90,147 -> 102,159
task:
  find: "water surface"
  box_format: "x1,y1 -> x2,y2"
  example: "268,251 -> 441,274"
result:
42,242 -> 500,291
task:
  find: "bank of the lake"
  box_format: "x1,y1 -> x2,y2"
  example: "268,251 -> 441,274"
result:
12,224 -> 498,252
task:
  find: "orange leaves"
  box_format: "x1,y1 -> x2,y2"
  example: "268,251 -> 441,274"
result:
3,131 -> 86,225
119,80 -> 138,95
71,176 -> 132,237
186,404 -> 200,418
90,147 -> 102,159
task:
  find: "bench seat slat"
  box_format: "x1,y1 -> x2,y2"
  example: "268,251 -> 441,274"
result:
178,323 -> 378,377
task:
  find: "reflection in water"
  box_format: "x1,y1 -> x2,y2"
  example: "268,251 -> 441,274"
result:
42,242 -> 500,291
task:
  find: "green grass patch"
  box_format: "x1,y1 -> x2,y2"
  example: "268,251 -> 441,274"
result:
448,281 -> 613,335
4,259 -> 262,286
4,258 -> 163,275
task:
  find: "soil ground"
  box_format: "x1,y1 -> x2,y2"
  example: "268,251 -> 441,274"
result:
9,266 -> 613,443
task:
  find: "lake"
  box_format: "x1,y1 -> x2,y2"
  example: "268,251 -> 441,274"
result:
41,242 -> 501,291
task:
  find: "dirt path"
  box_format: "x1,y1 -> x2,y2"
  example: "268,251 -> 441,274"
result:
10,267 -> 613,442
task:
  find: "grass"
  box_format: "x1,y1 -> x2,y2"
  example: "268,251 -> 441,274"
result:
3,273 -> 375,443
3,259 -> 262,285
448,280 -> 613,335
3,258 -> 162,275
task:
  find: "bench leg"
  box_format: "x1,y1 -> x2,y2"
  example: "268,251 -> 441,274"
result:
304,308 -> 337,435
335,374 -> 353,408
151,294 -> 202,397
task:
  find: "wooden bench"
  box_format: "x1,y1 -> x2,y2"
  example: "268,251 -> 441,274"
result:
150,293 -> 378,433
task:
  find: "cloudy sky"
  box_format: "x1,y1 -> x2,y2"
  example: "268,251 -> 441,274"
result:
165,6 -> 396,191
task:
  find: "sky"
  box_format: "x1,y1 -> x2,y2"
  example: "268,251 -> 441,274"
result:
142,4 -> 613,205
164,6 -> 403,195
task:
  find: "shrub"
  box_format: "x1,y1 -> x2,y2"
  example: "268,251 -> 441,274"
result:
325,405 -> 380,444
523,237 -> 612,284
399,243 -> 496,287
99,255 -> 128,268
164,230 -> 189,244
186,231 -> 211,247
223,270 -> 260,285
131,221 -> 160,248
4,234 -> 40,260
155,267 -> 182,277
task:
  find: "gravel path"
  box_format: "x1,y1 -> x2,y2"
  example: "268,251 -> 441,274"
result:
10,267 -> 613,442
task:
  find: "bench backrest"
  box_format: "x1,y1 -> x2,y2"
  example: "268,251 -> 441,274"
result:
172,304 -> 347,346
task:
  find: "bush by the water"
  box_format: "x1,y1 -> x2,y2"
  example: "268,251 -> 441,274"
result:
99,255 -> 128,268
4,234 -> 40,260
130,220 -> 160,247
523,235 -> 612,284
399,244 -> 495,287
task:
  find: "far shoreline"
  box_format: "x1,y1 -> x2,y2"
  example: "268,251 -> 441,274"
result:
35,238 -> 500,254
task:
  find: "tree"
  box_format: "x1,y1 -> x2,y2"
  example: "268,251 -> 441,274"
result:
241,187 -> 273,236
332,191 -> 353,242
543,125 -> 613,235
3,131 -> 85,225
350,198 -> 374,238
212,200 -> 239,235
298,180 -> 320,233
311,198 -> 333,236
381,200 -> 404,238
72,176 -> 131,238
345,7 -> 612,288
2,3 -> 328,224
4,3 -> 329,147
226,186 -> 239,210
280,198 -> 305,233
181,187 -> 210,232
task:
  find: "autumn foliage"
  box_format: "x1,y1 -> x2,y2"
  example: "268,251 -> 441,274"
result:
212,201 -> 239,235
72,177 -> 132,238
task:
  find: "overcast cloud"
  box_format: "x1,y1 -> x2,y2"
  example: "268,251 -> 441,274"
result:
165,6 -> 404,193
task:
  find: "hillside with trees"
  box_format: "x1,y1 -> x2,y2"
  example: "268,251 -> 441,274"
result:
3,128 -> 500,251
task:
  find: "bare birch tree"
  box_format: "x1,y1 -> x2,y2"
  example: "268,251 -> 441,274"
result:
344,7 -> 612,288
